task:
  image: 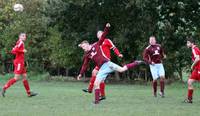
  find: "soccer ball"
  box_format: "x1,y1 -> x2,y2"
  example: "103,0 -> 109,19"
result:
13,4 -> 24,12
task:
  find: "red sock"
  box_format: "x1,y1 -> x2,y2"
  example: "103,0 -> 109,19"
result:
23,79 -> 31,95
125,61 -> 138,69
187,89 -> 193,101
153,81 -> 157,95
88,76 -> 96,92
100,82 -> 105,97
160,80 -> 165,93
95,89 -> 100,104
3,78 -> 17,90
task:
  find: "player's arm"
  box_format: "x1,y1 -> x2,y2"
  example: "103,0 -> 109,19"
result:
191,55 -> 200,70
191,48 -> 200,70
12,48 -> 26,53
143,49 -> 152,64
108,39 -> 123,58
98,23 -> 110,45
160,45 -> 166,59
77,56 -> 90,80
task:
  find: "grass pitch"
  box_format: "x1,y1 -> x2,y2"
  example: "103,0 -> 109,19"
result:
0,80 -> 200,116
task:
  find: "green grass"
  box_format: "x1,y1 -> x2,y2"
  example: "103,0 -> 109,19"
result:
0,80 -> 200,116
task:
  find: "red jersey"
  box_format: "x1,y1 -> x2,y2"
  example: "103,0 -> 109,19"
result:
101,39 -> 121,59
143,44 -> 164,64
80,27 -> 109,75
11,39 -> 25,62
191,45 -> 200,69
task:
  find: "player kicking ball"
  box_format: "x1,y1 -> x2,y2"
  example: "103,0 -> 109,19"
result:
184,37 -> 200,103
1,33 -> 37,97
82,29 -> 123,101
77,23 -> 144,104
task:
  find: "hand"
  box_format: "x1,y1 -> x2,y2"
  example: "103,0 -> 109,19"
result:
23,49 -> 27,53
118,54 -> 123,58
163,54 -> 167,59
151,62 -> 155,65
106,23 -> 111,27
77,74 -> 82,80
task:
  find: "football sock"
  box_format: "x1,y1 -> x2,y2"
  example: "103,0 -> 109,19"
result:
23,79 -> 31,95
95,89 -> 100,104
153,81 -> 157,95
160,80 -> 165,93
126,61 -> 138,69
3,78 -> 17,90
187,89 -> 193,101
88,76 -> 96,92
100,82 -> 105,97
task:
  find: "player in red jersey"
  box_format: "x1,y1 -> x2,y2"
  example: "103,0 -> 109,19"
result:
184,37 -> 200,103
1,33 -> 37,97
77,23 -> 144,104
143,36 -> 166,97
82,31 -> 123,101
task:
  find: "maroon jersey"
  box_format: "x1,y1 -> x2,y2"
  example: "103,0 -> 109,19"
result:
143,44 -> 164,64
191,45 -> 200,69
11,39 -> 25,62
80,27 -> 109,75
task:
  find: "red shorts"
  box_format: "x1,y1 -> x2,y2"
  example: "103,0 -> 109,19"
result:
94,66 -> 100,71
14,61 -> 26,74
190,69 -> 200,81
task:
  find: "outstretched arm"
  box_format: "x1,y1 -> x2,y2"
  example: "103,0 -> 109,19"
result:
77,56 -> 90,80
98,23 -> 110,45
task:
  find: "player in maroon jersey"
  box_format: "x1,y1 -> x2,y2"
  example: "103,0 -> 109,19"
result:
1,33 -> 37,97
82,31 -> 123,101
143,36 -> 166,97
77,23 -> 144,104
184,37 -> 200,103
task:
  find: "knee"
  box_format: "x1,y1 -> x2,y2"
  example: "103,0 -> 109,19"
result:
92,69 -> 98,76
187,80 -> 193,87
94,80 -> 101,88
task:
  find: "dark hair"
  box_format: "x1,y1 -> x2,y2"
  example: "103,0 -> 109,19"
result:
187,37 -> 195,43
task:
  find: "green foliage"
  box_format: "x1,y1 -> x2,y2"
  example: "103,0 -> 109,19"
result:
0,0 -> 200,79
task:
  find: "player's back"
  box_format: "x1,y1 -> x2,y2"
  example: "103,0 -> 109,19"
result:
87,42 -> 109,67
12,40 -> 25,62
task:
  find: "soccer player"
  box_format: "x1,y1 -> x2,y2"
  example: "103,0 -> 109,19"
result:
184,37 -> 200,103
1,33 -> 37,97
82,30 -> 123,101
143,36 -> 166,97
77,23 -> 143,104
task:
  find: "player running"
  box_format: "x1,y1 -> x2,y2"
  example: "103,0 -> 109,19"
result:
143,36 -> 166,97
1,33 -> 37,97
82,30 -> 123,101
184,37 -> 200,103
77,23 -> 144,104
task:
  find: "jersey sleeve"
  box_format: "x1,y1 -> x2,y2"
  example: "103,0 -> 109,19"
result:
107,39 -> 121,56
98,26 -> 109,45
79,55 -> 90,75
159,45 -> 165,59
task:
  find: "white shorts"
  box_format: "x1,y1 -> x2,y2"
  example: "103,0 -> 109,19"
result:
149,63 -> 165,80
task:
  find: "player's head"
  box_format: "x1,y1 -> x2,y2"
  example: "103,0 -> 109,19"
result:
79,40 -> 91,52
19,33 -> 26,41
186,37 -> 195,48
149,36 -> 156,45
97,31 -> 103,39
